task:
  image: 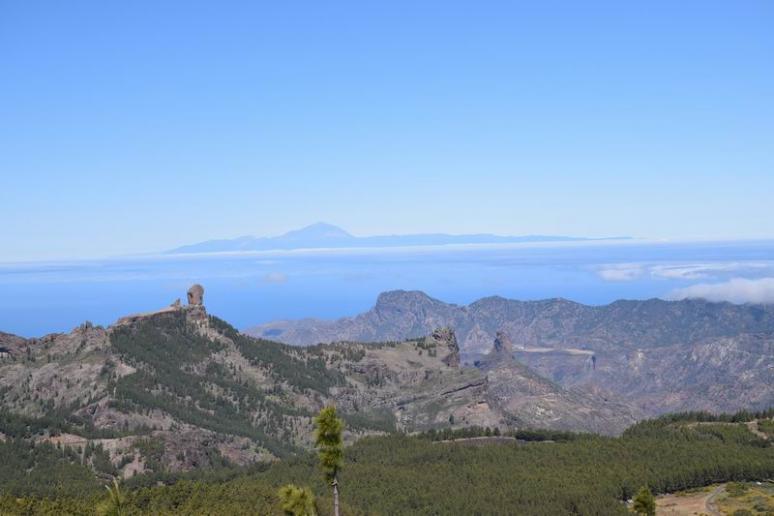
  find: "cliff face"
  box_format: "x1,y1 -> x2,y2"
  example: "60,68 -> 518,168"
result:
3,287 -> 769,480
247,290 -> 774,416
0,296 -> 636,479
249,290 -> 774,351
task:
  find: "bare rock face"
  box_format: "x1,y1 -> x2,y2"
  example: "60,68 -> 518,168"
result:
475,331 -> 514,370
492,331 -> 513,355
430,328 -> 460,368
248,291 -> 774,416
0,289 -> 646,479
483,359 -> 638,434
0,331 -> 27,358
187,284 -> 204,306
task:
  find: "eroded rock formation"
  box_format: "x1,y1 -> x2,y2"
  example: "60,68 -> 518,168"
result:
492,331 -> 513,355
187,284 -> 204,306
430,328 -> 460,368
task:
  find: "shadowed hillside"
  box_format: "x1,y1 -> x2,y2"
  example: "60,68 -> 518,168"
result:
0,288 -> 636,482
249,290 -> 774,416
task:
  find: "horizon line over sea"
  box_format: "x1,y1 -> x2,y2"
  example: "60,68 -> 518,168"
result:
1,238 -> 773,338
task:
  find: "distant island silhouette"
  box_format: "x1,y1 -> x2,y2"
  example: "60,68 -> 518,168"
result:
168,222 -> 630,254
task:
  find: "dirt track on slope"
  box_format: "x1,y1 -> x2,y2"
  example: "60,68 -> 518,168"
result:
656,484 -> 724,515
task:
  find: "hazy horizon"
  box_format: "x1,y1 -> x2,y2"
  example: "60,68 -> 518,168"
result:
1,3 -> 773,511
2,2 -> 773,261
2,2 -> 772,331
1,220 -> 773,263
3,238 -> 773,338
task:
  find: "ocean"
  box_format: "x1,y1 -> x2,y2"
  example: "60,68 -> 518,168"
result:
2,239 -> 773,337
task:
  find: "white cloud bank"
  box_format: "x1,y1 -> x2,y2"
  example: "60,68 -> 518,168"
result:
596,262 -> 774,282
667,277 -> 774,304
596,264 -> 645,281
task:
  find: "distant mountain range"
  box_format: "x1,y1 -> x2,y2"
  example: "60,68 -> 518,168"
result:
168,222 -> 630,254
248,290 -> 774,416
1,287 -> 771,482
0,290 -> 638,480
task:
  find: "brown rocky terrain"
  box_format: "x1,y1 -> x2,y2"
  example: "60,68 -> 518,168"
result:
0,288 -> 635,479
248,290 -> 774,416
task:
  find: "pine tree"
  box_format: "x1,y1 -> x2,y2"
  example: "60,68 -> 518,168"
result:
315,406 -> 344,516
277,484 -> 317,516
632,486 -> 655,515
98,478 -> 126,516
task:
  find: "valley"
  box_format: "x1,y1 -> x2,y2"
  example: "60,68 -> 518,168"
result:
6,2 -> 771,513
1,411 -> 773,514
250,290 -> 774,417
0,287 -> 638,480
0,286 -> 771,514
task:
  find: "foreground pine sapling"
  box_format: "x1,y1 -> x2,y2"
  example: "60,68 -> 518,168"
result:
277,484 -> 317,516
98,478 -> 126,516
632,486 -> 656,515
315,406 -> 344,516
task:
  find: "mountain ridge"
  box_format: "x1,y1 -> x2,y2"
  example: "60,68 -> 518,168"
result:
168,222 -> 630,254
248,290 -> 774,417
0,289 -> 637,478
249,289 -> 774,351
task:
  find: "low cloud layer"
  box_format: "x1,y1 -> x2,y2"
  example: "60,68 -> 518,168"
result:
667,277 -> 774,304
596,264 -> 644,281
596,262 -> 774,282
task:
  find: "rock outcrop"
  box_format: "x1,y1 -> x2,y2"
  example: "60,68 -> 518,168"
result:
247,290 -> 774,416
0,331 -> 27,358
429,328 -> 460,368
187,284 -> 204,306
492,331 -> 513,355
0,288 -> 644,481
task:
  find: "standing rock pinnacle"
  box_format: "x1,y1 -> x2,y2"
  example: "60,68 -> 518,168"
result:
187,284 -> 204,306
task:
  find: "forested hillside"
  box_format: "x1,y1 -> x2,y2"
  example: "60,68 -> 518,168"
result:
1,293 -> 772,514
1,410 -> 772,515
0,298 -> 636,480
250,290 -> 774,416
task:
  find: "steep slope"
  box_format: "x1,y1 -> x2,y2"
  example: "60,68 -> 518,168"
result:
0,291 -> 635,479
247,290 -> 774,416
476,332 -> 637,434
249,290 -> 774,351
257,290 -> 462,344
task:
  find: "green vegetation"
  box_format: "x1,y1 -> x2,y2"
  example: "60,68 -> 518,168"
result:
419,425 -> 580,442
108,312 -> 307,457
0,407 -> 131,440
0,437 -> 101,499
0,410 -> 771,515
339,408 -> 396,434
632,486 -> 655,515
133,438 -> 165,473
97,479 -> 127,516
209,316 -> 346,393
315,407 -> 343,516
716,481 -> 774,515
277,484 -> 317,516
90,443 -> 118,477
625,409 -> 774,429
727,481 -> 749,497
758,418 -> 774,438
272,408 -> 341,516
693,423 -> 769,446
624,410 -> 774,452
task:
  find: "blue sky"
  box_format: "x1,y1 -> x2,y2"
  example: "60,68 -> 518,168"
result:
1,1 -> 772,261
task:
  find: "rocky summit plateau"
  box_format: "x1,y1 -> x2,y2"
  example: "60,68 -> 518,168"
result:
0,286 -> 639,479
1,285 -> 771,480
248,290 -> 774,417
